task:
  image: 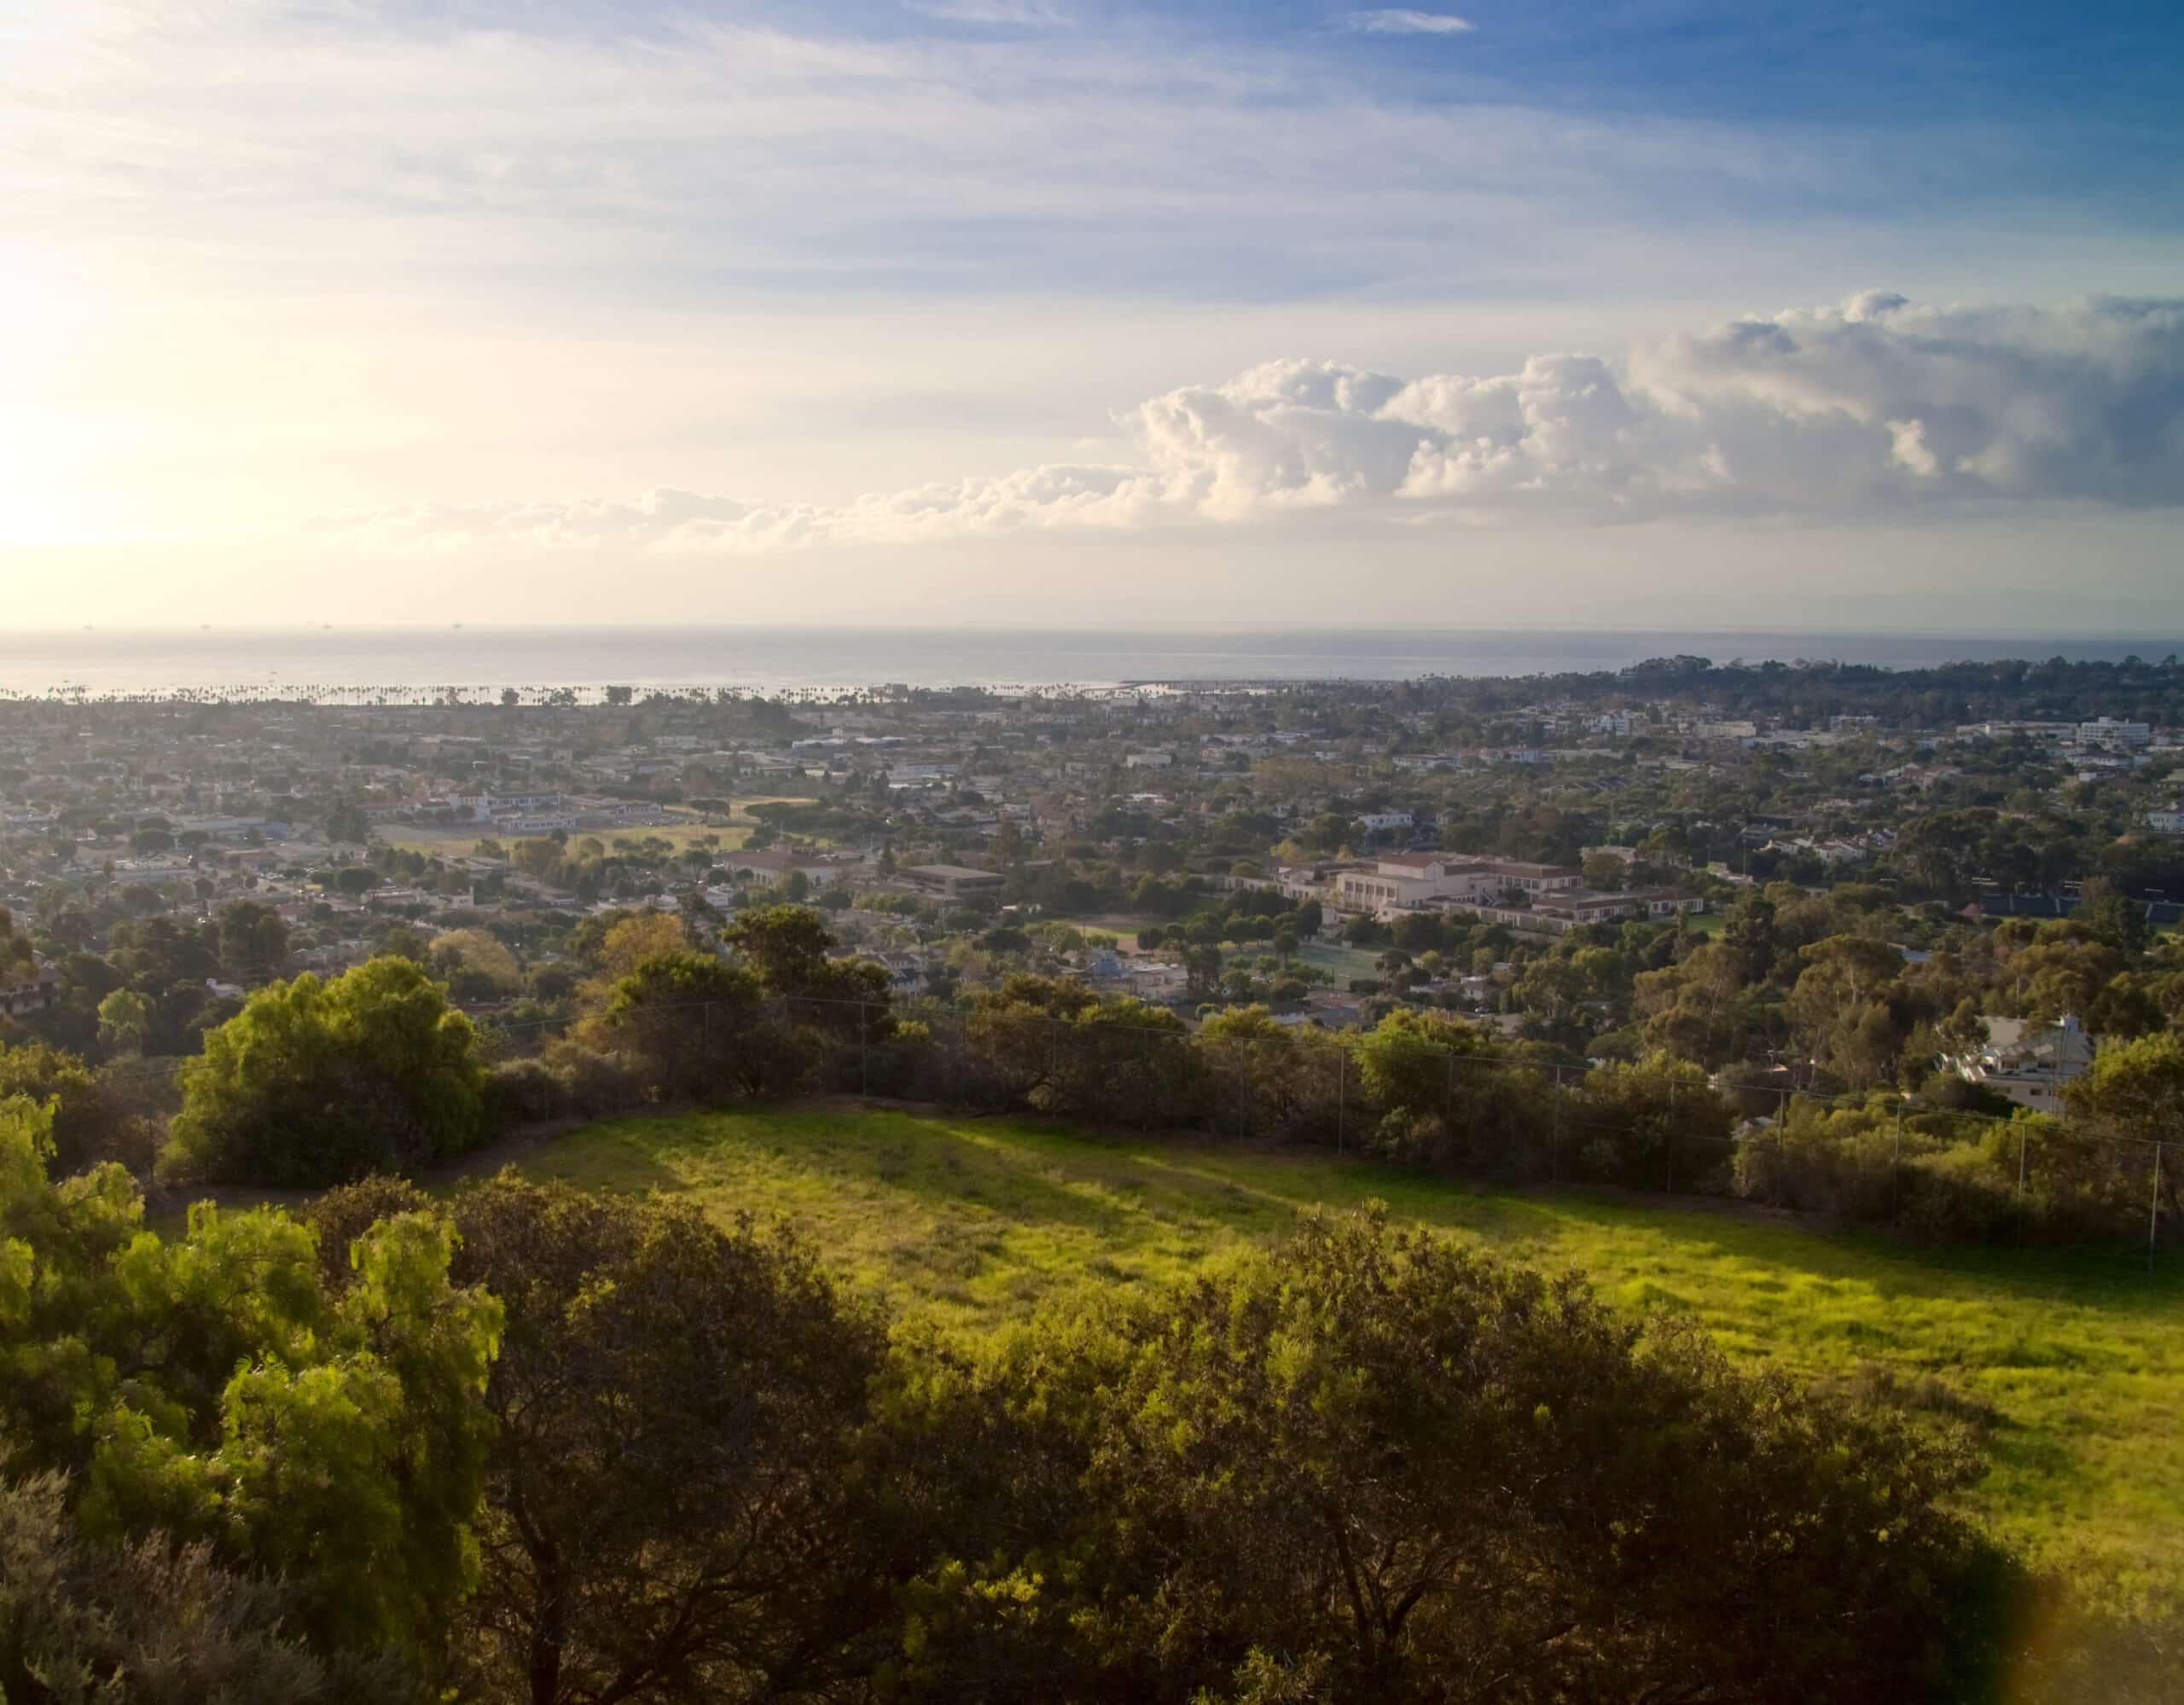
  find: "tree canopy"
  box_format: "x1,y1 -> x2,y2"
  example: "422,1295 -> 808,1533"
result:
164,956 -> 488,1186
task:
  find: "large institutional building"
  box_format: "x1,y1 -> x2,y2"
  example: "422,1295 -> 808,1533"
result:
1332,853 -> 1703,934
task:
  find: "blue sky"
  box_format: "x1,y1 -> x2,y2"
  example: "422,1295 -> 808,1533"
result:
1,0 -> 2177,628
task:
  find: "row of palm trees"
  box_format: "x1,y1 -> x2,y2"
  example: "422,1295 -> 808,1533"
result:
0,680 -> 1122,708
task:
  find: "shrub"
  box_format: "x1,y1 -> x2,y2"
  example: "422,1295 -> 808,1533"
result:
0,1041 -> 148,1177
539,1038 -> 648,1117
161,957 -> 486,1187
481,1056 -> 568,1131
0,1470 -> 406,1702
910,1209 -> 2009,1702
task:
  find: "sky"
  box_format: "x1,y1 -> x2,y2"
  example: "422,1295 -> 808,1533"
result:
2,0 -> 2181,631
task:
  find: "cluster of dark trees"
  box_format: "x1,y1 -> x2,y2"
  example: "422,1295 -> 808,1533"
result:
23,897 -> 291,1061
1404,653 -> 2184,730
79,896 -> 2169,1251
7,1093 -> 2171,1704
1135,887 -> 1321,950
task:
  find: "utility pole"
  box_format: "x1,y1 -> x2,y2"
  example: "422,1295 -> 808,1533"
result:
1893,1103 -> 1903,1220
2153,1143 -> 2165,1269
1336,1044 -> 1345,1154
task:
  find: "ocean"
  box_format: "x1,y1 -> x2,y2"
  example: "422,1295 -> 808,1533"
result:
0,627 -> 2176,702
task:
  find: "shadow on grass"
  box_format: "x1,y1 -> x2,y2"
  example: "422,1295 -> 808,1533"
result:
1513,1192 -> 2184,1319
546,1105 -> 2184,1325
648,1106 -> 1158,1243
516,1115 -> 703,1199
1056,1134 -> 2184,1321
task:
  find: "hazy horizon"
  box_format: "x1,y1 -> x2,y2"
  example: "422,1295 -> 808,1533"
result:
13,619 -> 2184,641
8,623 -> 2181,702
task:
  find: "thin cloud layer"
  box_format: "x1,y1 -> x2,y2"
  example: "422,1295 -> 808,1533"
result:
320,293 -> 2184,555
1341,11 -> 1478,35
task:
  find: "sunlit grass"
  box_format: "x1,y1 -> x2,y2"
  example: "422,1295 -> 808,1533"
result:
385,820 -> 755,860
520,1102 -> 2184,1584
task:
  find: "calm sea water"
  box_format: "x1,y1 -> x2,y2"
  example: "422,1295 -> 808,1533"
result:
0,627 -> 2176,701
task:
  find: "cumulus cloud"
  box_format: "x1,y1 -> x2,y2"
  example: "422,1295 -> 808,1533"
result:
316,293 -> 2184,555
1340,10 -> 1478,35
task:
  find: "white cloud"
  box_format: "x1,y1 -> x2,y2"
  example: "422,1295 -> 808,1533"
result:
1340,10 -> 1478,35
312,293 -> 2184,556
901,1 -> 1071,24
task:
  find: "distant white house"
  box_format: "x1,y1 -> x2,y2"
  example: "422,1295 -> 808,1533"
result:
729,849 -> 854,891
1953,1014 -> 2096,1111
2077,718 -> 2152,747
903,864 -> 1006,900
444,790 -> 567,823
2147,807 -> 2184,835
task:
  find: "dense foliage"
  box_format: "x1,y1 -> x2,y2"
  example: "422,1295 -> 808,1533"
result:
162,956 -> 488,1186
0,1096 -> 499,1693
894,1209 -> 2009,1703
92,893 -> 2173,1254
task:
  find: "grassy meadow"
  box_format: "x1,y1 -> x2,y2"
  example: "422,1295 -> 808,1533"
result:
514,1102 -> 2184,1585
386,821 -> 753,859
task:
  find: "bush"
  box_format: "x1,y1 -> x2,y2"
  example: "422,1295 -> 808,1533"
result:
0,1099 -> 497,1684
0,1041 -> 150,1177
909,1209 -> 2010,1702
594,950 -> 782,1101
1569,1053 -> 1736,1190
1730,1096 -> 2150,1245
439,1175 -> 887,1705
161,956 -> 487,1187
539,1038 -> 648,1117
302,1174 -> 436,1292
0,1470 -> 407,1702
1356,1009 -> 1550,1174
482,1056 -> 569,1131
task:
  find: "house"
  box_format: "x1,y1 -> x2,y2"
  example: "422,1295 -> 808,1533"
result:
1127,961 -> 1189,999
1583,843 -> 1692,872
0,963 -> 61,1019
111,858 -> 202,892
1953,1014 -> 2096,1111
1468,887 -> 1705,937
2146,808 -> 2184,835
442,790 -> 567,823
729,849 -> 853,891
903,864 -> 1007,900
875,952 -> 927,992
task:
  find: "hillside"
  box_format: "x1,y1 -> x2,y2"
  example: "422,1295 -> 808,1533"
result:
514,1101 -> 2184,1585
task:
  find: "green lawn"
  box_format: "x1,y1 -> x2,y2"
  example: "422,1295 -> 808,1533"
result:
515,1103 -> 2184,1586
1294,939 -> 1385,981
1047,913 -> 1156,939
